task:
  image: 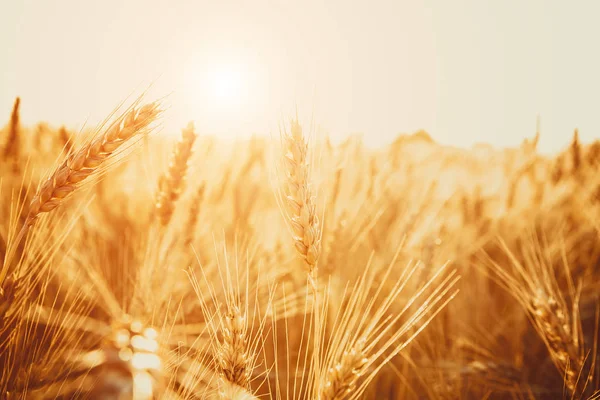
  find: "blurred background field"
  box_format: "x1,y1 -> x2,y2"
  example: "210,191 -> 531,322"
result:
1,96 -> 599,398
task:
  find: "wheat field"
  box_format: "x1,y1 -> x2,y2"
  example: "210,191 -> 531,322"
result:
0,96 -> 599,400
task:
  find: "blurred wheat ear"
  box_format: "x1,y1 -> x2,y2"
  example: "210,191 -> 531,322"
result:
2,97 -> 20,159
155,121 -> 197,227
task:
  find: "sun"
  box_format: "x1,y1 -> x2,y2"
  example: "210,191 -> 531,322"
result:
204,64 -> 245,110
181,54 -> 267,137
184,60 -> 247,111
211,66 -> 242,104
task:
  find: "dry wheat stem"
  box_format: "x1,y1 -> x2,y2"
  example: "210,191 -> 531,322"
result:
155,121 -> 197,226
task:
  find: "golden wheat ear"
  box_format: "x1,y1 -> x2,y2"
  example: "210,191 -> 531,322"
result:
183,182 -> 206,248
2,97 -> 21,159
277,118 -> 322,282
188,241 -> 276,400
484,235 -> 592,396
26,101 -> 161,227
155,121 -> 197,227
315,257 -> 459,400
0,100 -> 161,281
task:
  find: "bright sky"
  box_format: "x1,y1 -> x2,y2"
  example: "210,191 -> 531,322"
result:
1,1 -> 599,153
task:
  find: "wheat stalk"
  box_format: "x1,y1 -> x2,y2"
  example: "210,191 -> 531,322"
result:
155,121 -> 197,226
0,273 -> 15,322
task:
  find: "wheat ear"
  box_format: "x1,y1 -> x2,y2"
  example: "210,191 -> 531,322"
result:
532,291 -> 583,393
1,102 -> 160,279
485,237 -> 587,395
321,338 -> 368,400
26,102 -> 160,226
155,121 -> 197,226
571,128 -> 581,173
316,260 -> 459,400
282,119 -> 321,279
217,303 -> 252,399
3,97 -> 20,159
184,183 -> 206,248
57,126 -> 73,153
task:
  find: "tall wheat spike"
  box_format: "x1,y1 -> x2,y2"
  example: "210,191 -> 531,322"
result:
1,101 -> 161,283
280,118 -> 321,280
184,183 -> 206,248
572,128 -> 581,173
26,102 -> 161,226
155,121 -> 197,226
2,97 -> 20,158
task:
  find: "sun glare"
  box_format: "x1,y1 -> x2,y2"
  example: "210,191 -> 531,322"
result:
211,67 -> 242,104
182,54 -> 268,137
185,59 -> 248,112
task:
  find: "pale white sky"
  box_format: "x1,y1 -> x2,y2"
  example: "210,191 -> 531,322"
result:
1,0 -> 599,153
